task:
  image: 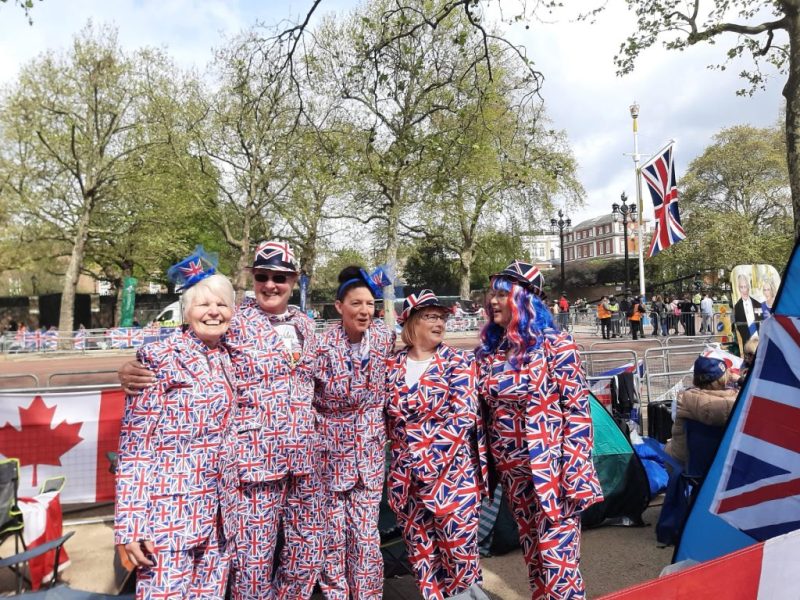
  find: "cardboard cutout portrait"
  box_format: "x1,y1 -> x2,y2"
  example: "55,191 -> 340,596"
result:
730,264 -> 781,351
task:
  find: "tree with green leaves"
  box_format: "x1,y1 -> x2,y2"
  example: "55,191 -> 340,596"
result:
608,0 -> 800,242
649,124 -> 793,277
0,23 -> 179,337
179,27 -> 303,293
316,0 -> 531,325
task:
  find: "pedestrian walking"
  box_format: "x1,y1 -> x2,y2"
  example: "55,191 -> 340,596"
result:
700,292 -> 714,335
597,296 -> 612,340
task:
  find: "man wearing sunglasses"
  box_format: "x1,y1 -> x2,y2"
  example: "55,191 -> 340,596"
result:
118,240 -> 324,599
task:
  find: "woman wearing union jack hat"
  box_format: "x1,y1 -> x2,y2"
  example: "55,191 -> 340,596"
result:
115,247 -> 240,599
475,260 -> 603,600
385,290 -> 490,600
118,239 -> 325,599
313,265 -> 395,599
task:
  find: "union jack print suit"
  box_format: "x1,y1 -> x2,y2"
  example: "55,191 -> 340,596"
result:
314,320 -> 395,599
386,343 -> 487,600
114,331 -> 239,600
478,329 -> 603,600
225,298 -> 324,600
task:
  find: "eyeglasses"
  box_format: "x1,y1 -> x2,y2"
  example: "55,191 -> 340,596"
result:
420,313 -> 448,323
253,272 -> 289,284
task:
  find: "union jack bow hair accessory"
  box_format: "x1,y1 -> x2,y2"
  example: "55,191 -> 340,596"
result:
492,260 -> 546,299
167,245 -> 218,291
336,264 -> 394,300
251,240 -> 299,273
397,289 -> 446,325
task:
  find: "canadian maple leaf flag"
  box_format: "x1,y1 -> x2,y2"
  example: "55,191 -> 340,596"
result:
0,390 -> 125,503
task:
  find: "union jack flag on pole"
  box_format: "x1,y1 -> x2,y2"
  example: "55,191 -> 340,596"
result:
640,143 -> 685,257
711,315 -> 800,540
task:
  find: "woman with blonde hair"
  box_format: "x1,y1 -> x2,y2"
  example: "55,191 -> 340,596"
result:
386,290 -> 488,600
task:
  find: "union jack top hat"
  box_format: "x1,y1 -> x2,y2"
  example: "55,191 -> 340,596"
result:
250,240 -> 299,273
167,245 -> 218,291
492,260 -> 546,299
397,289 -> 447,325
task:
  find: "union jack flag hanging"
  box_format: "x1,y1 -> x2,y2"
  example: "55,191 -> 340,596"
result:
711,315 -> 800,540
641,144 -> 685,257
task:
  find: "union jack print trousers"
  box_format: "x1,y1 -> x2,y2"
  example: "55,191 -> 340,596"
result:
135,525 -> 231,600
318,483 -> 383,599
394,494 -> 482,600
499,465 -> 585,600
233,474 -> 326,600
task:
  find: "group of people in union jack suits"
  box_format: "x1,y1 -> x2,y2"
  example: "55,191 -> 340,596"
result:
115,241 -> 602,600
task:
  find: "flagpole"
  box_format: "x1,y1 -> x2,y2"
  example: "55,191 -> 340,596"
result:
630,102 -> 646,300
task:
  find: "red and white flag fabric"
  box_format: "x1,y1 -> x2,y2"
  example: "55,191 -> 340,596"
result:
18,491 -> 71,590
0,390 -> 125,503
701,347 -> 744,380
711,315 -> 800,540
598,526 -> 800,599
641,144 -> 686,258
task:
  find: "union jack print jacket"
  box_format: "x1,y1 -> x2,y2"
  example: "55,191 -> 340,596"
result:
114,330 -> 239,551
225,298 -> 319,482
386,343 -> 488,516
478,329 -> 603,522
314,320 -> 395,492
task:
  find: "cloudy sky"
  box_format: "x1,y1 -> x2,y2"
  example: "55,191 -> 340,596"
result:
0,0 -> 784,226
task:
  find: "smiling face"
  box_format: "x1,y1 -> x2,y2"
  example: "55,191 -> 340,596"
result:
336,285 -> 375,342
488,288 -> 512,329
186,290 -> 233,347
252,269 -> 297,314
410,307 -> 448,352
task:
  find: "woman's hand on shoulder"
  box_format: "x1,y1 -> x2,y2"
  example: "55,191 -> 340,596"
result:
118,360 -> 156,395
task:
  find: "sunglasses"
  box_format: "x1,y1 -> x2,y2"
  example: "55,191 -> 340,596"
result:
253,272 -> 289,284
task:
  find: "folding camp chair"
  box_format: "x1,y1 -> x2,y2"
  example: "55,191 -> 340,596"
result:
1,458 -> 26,588
0,460 -> 72,594
0,531 -> 75,595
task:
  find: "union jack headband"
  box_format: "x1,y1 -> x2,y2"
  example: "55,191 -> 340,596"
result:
492,260 -> 546,299
397,289 -> 446,325
167,245 -> 218,291
250,240 -> 299,273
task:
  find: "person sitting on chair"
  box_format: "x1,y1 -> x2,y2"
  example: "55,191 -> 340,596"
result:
665,356 -> 737,467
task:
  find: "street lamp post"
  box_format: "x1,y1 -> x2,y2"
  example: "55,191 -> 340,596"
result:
612,192 -> 637,294
550,209 -> 571,294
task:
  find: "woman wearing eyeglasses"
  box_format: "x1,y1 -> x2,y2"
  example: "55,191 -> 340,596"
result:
313,266 -> 395,599
385,290 -> 488,600
476,261 -> 602,599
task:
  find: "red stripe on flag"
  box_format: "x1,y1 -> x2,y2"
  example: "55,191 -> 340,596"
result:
95,389 -> 126,502
716,477 -> 800,514
597,540 -> 763,599
743,396 -> 800,454
775,315 -> 800,347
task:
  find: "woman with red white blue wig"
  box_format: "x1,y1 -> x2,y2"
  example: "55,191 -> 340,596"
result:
385,290 -> 489,600
114,246 -> 240,600
476,261 -> 603,600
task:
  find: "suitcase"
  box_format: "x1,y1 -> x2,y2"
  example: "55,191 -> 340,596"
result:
648,400 -> 674,443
